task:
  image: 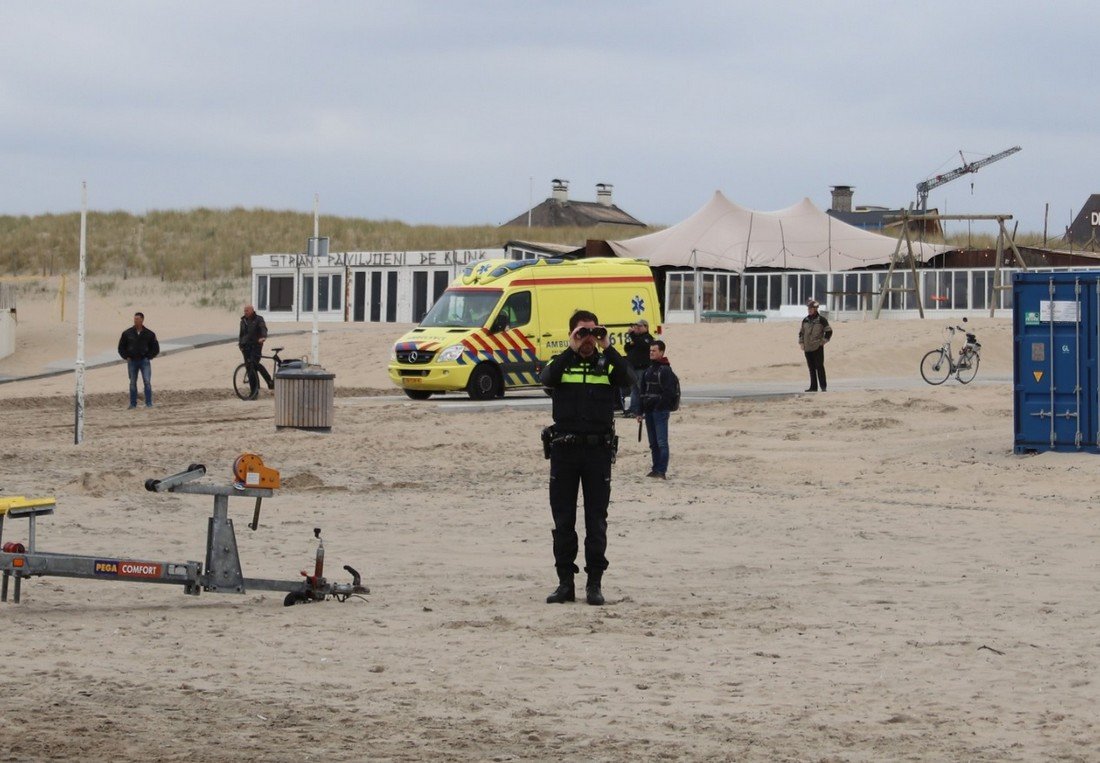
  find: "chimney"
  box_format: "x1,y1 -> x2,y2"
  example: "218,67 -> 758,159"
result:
551,178 -> 569,203
596,183 -> 613,207
830,185 -> 854,213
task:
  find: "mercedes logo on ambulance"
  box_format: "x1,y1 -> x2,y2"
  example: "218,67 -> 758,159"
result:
408,351 -> 419,362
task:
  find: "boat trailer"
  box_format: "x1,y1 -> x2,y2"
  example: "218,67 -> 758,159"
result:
0,456 -> 369,607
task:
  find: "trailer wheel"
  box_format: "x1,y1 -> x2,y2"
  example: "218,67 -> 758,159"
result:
284,591 -> 309,607
467,364 -> 502,400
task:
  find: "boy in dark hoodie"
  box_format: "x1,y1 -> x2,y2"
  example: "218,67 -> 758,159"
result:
636,340 -> 678,479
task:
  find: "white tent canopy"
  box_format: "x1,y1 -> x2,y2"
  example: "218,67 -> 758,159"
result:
609,191 -> 944,272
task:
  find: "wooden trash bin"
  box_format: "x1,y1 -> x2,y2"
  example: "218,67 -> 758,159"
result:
274,365 -> 335,432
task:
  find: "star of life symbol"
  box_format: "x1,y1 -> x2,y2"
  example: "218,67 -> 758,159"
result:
631,295 -> 645,314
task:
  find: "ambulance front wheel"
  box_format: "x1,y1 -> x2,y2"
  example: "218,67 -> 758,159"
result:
403,389 -> 433,400
467,364 -> 502,400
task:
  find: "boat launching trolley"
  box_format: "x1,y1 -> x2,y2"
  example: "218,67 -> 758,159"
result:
0,457 -> 369,607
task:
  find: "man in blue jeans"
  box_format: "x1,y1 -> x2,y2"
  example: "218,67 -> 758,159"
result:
636,340 -> 678,480
117,312 -> 160,408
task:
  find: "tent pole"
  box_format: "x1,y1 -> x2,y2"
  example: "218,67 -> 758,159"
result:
740,214 -> 753,311
692,249 -> 701,323
779,219 -> 787,269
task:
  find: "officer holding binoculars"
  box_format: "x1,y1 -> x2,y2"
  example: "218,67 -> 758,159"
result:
539,309 -> 633,606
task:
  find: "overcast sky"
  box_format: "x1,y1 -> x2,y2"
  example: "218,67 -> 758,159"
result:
2,2 -> 1094,235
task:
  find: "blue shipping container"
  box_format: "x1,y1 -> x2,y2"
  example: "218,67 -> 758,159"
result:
1013,271 -> 1100,454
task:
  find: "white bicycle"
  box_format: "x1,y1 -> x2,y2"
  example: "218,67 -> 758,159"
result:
920,320 -> 982,385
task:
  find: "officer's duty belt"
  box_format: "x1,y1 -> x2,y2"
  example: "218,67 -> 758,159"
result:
551,432 -> 614,447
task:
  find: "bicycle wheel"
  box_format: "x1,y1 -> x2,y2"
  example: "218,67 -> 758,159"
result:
956,353 -> 980,384
233,363 -> 254,400
920,349 -> 951,385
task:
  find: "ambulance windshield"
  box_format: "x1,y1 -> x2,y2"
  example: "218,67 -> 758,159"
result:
420,289 -> 503,328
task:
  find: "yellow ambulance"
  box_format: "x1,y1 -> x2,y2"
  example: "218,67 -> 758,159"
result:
388,257 -> 661,399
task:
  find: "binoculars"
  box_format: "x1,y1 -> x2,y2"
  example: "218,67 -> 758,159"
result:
575,326 -> 608,340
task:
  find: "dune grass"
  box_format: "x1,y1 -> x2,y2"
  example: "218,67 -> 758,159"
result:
0,208 -> 655,281
2,206 -> 1081,283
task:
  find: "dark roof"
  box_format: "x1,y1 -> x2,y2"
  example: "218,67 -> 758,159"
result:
827,207 -> 942,237
502,199 -> 646,228
1066,194 -> 1100,245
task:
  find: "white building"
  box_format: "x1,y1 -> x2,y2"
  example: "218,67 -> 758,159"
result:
251,248 -> 504,323
0,284 -> 15,360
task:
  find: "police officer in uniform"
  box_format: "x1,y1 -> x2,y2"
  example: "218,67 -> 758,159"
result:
540,309 -> 633,605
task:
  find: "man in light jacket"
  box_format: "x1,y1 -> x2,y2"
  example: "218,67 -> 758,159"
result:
798,299 -> 833,392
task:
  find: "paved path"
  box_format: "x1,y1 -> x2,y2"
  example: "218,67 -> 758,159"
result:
346,373 -> 1014,413
0,331 -> 306,385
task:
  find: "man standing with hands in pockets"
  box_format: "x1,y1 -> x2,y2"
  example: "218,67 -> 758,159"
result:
117,311 -> 159,409
540,310 -> 633,606
798,299 -> 833,392
637,340 -> 678,480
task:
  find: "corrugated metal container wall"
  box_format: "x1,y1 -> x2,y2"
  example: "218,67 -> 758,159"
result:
1013,271 -> 1100,453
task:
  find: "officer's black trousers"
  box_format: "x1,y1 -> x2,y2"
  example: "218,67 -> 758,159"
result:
549,443 -> 612,575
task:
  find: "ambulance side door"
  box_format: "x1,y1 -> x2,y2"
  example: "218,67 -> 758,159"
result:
491,290 -> 541,387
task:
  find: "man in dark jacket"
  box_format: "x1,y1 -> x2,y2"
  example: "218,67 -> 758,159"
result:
798,299 -> 833,392
540,309 -> 633,606
622,318 -> 655,416
239,304 -> 272,400
636,340 -> 677,480
117,311 -> 160,408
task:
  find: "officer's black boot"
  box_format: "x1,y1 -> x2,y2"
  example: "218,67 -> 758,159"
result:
585,570 -> 605,606
546,571 -> 575,604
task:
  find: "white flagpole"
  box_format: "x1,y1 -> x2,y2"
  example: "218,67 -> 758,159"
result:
75,182 -> 87,444
311,194 -> 320,364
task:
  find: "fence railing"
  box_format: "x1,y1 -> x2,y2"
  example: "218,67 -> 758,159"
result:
663,266 -> 1100,319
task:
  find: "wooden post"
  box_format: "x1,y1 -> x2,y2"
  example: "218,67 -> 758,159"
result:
874,211 -> 923,318
989,216 -> 1029,317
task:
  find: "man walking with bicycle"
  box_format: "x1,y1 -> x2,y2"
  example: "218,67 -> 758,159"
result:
239,304 -> 273,400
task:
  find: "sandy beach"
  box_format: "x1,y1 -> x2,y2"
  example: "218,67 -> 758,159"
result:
1,278 -> 1097,761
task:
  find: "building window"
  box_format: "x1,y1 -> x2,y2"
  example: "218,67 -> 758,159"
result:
270,276 -> 294,311
413,271 -> 429,322
331,274 -> 342,310
257,275 -> 269,311
301,274 -> 342,312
